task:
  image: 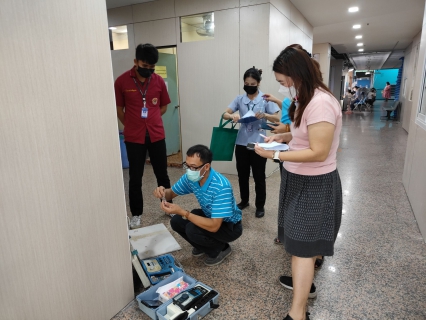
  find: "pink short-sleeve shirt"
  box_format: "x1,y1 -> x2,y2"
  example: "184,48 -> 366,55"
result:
284,89 -> 342,176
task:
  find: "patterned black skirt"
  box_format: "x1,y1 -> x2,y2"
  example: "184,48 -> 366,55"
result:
278,167 -> 342,258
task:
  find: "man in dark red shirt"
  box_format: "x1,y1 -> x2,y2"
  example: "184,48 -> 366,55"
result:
115,43 -> 171,229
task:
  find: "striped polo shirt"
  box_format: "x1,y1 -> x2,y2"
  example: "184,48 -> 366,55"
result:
171,168 -> 242,224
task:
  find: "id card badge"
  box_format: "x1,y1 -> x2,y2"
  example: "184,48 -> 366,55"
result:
141,107 -> 148,118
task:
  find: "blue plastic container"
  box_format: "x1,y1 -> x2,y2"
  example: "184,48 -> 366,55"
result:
119,131 -> 129,169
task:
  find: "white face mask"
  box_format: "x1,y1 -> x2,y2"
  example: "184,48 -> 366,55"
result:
278,85 -> 297,99
186,165 -> 207,182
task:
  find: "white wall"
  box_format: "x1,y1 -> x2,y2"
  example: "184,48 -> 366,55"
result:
400,31 -> 422,132
330,59 -> 344,100
313,43 -> 332,86
107,0 -> 313,175
403,2 -> 426,242
177,8 -> 240,174
0,0 -> 134,319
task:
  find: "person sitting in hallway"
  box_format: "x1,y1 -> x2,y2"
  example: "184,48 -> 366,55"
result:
350,86 -> 360,110
366,88 -> 376,107
153,145 -> 243,266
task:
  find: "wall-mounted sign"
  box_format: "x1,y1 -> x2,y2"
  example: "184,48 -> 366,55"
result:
155,66 -> 167,78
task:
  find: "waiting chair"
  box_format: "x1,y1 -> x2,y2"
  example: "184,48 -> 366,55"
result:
380,100 -> 401,120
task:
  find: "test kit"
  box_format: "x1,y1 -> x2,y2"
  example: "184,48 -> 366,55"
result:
141,254 -> 183,285
137,271 -> 219,320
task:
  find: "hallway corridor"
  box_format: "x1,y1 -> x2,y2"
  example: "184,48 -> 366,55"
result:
114,101 -> 426,320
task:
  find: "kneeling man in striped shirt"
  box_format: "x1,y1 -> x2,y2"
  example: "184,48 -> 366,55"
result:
153,145 -> 243,266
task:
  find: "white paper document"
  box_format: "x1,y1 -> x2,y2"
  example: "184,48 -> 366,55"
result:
129,223 -> 181,259
257,142 -> 289,151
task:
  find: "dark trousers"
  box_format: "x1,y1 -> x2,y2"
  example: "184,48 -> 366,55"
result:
170,209 -> 243,258
235,145 -> 267,209
125,137 -> 170,216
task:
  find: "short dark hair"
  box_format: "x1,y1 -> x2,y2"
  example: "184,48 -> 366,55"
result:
186,145 -> 213,164
243,66 -> 262,83
135,43 -> 158,65
386,82 -> 390,85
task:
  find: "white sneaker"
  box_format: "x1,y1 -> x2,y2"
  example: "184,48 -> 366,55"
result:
129,215 -> 142,229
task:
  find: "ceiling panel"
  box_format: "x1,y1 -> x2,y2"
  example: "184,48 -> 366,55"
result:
291,0 -> 424,68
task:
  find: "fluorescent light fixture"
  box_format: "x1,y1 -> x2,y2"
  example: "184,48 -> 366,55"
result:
357,43 -> 363,46
358,49 -> 364,52
355,35 -> 362,39
353,24 -> 361,29
108,27 -> 117,30
348,7 -> 359,12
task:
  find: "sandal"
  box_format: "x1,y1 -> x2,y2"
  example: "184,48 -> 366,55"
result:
273,237 -> 283,245
315,256 -> 324,269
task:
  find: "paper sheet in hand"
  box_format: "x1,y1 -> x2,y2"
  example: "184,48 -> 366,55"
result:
238,110 -> 258,124
129,223 -> 181,259
258,142 -> 289,151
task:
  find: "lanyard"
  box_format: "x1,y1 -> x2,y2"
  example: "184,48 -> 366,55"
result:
248,101 -> 255,111
132,76 -> 151,108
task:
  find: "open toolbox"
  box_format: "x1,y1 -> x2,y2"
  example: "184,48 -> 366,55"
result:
136,271 -> 219,320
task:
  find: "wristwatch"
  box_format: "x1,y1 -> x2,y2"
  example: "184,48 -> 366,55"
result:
182,211 -> 190,220
273,150 -> 280,162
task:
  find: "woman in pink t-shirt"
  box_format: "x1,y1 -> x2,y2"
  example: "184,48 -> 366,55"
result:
383,82 -> 392,101
255,46 -> 342,320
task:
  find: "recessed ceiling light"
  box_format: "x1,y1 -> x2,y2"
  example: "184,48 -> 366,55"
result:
348,7 -> 359,12
357,43 -> 364,46
355,35 -> 362,39
353,24 -> 361,29
358,49 -> 364,52
108,27 -> 117,30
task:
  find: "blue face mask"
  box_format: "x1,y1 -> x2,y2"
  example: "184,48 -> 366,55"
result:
186,165 -> 206,182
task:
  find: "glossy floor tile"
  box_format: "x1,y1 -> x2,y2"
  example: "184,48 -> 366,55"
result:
112,101 -> 426,320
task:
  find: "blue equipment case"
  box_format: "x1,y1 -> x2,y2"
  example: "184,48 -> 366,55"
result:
136,271 -> 219,320
140,254 -> 183,285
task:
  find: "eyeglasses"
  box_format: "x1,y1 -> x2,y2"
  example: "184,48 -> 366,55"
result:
182,162 -> 205,171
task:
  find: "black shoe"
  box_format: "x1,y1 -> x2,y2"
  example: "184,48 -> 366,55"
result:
204,244 -> 232,266
255,208 -> 265,218
315,256 -> 324,269
237,201 -> 249,210
283,313 -> 310,320
191,247 -> 204,257
279,276 -> 317,299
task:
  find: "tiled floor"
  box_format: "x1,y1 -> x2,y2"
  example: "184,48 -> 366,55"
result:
113,101 -> 426,320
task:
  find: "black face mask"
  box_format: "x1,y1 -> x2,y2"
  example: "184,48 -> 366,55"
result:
137,67 -> 155,78
243,85 -> 258,95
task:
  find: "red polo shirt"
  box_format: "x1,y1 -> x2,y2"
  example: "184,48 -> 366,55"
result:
114,67 -> 171,144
